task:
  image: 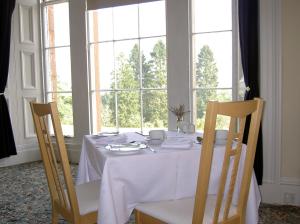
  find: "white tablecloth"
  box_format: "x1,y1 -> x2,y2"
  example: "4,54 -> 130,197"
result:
77,132 -> 261,224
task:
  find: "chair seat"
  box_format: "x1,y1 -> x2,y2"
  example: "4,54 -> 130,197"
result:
135,195 -> 237,224
65,180 -> 100,215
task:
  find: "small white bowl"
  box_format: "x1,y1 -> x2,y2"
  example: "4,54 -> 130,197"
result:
149,130 -> 166,140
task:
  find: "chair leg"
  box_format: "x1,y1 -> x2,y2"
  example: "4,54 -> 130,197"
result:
52,207 -> 59,224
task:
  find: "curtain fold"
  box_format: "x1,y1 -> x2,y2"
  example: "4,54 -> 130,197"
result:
238,0 -> 263,185
0,0 -> 17,159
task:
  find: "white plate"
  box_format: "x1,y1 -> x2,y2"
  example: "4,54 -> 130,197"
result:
105,143 -> 147,155
98,131 -> 119,136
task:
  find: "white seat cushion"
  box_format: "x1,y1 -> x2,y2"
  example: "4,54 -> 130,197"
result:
65,180 -> 100,215
135,195 -> 237,224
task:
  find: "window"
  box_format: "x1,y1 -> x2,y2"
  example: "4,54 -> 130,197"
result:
87,1 -> 167,134
40,0 -> 73,136
38,0 -> 240,140
191,0 -> 238,130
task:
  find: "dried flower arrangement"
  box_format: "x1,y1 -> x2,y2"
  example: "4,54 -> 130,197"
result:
168,104 -> 189,121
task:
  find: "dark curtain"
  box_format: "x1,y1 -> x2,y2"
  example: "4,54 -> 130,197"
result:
238,0 -> 263,185
0,0 -> 17,159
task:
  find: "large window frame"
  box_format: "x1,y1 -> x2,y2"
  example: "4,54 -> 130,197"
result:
86,1 -> 167,134
39,0 -> 241,141
190,0 -> 240,129
40,0 -> 73,136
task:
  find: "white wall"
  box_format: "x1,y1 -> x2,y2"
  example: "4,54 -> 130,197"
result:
281,0 -> 300,182
260,0 -> 300,206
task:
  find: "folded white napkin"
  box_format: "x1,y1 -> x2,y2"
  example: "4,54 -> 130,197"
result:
94,134 -> 127,145
166,131 -> 201,141
125,132 -> 146,143
160,137 -> 193,149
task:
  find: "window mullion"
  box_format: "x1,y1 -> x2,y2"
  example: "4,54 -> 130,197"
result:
112,8 -> 119,131
232,0 -> 239,101
138,4 -> 144,133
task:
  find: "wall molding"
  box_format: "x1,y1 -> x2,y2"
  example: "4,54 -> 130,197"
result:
0,146 -> 40,168
0,141 -> 82,168
261,182 -> 300,206
19,3 -> 34,44
66,142 -> 82,163
23,96 -> 37,138
260,0 -> 282,186
280,177 -> 300,186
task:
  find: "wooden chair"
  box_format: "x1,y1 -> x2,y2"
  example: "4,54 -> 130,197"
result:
30,102 -> 99,224
135,98 -> 264,224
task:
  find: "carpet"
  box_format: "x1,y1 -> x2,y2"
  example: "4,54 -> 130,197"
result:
0,161 -> 299,224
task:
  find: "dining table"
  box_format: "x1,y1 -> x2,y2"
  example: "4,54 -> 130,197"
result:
77,131 -> 261,224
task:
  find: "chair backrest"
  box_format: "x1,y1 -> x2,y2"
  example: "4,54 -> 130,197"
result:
192,98 -> 264,224
30,102 -> 80,220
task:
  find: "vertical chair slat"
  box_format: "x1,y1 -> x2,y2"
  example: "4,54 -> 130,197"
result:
238,98 -> 264,222
40,116 -> 68,208
223,117 -> 246,220
49,103 -> 80,219
213,117 -> 236,223
192,101 -> 219,224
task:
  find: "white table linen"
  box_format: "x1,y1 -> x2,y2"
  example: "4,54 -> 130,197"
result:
77,132 -> 261,224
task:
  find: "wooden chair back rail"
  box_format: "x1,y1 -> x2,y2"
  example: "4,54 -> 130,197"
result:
213,117 -> 246,222
192,98 -> 263,224
135,99 -> 263,224
43,115 -> 68,208
238,99 -> 264,220
50,105 -> 78,212
30,102 -> 81,222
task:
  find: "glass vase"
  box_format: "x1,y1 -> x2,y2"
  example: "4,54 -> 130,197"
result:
176,117 -> 183,132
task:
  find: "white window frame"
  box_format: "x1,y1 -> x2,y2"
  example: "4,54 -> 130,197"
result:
40,0 -> 73,136
86,1 -> 167,134
189,0 -> 240,127
38,0 -> 241,141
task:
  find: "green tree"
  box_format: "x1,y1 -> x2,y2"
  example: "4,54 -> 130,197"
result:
102,41 -> 168,129
105,53 -> 141,127
57,82 -> 73,125
128,44 -> 151,82
143,40 -> 167,127
196,45 -> 218,119
101,48 -> 143,128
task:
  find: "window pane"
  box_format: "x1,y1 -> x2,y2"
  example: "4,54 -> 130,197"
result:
142,90 -> 167,129
139,1 -> 166,37
88,1 -> 167,133
44,2 -> 70,47
141,37 -> 167,88
90,42 -> 114,90
115,40 -> 140,90
88,8 -> 113,42
113,5 -> 138,40
193,0 -> 232,33
193,32 -> 232,89
45,47 -> 71,91
91,91 -> 117,133
47,92 -> 73,136
117,91 -> 141,129
193,89 -> 232,130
